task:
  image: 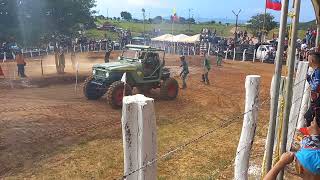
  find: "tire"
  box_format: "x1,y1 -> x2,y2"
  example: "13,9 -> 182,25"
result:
106,81 -> 132,109
83,76 -> 106,100
160,78 -> 179,100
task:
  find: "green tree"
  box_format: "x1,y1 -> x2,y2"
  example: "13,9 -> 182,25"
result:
152,16 -> 162,24
0,0 -> 96,46
120,11 -> 132,21
247,13 -> 277,36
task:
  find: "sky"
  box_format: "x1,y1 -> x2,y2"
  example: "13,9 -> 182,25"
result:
95,0 -> 316,23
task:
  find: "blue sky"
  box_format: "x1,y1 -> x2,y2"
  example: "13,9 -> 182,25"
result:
95,0 -> 316,22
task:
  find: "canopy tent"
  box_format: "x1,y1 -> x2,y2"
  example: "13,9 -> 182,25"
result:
185,34 -> 201,43
172,34 -> 189,43
151,34 -> 174,41
151,34 -> 201,43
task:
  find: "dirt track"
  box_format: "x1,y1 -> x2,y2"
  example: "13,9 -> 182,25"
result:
0,52 -> 276,179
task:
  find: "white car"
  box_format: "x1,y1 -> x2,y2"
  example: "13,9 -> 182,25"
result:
256,45 -> 275,62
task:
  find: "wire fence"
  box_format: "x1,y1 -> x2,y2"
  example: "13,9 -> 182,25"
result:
116,77 -> 310,180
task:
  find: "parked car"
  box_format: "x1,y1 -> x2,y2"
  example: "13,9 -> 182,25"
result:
256,45 -> 276,62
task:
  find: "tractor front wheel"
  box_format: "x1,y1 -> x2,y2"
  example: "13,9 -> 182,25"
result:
160,78 -> 179,100
83,76 -> 106,100
106,81 -> 132,109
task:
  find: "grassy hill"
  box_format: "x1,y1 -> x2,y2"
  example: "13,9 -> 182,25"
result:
86,19 -> 234,40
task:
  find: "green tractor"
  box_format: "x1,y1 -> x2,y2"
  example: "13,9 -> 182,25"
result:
83,45 -> 179,108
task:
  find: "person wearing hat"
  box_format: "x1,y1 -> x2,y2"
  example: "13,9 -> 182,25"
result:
264,116 -> 320,180
179,55 -> 189,89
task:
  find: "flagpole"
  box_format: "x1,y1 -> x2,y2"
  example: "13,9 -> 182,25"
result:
263,0 -> 267,42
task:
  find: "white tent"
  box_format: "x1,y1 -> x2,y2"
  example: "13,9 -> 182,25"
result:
151,34 -> 174,42
185,34 -> 200,43
172,34 -> 189,43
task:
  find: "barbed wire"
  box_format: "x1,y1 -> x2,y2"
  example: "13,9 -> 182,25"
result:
117,77 -> 312,180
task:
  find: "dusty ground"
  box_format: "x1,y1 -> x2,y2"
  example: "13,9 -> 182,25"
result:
0,52 -> 286,179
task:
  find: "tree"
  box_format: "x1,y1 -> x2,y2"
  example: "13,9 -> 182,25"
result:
0,0 -> 96,46
120,11 -> 132,21
187,18 -> 196,24
247,13 -> 277,36
179,17 -> 186,24
152,16 -> 162,24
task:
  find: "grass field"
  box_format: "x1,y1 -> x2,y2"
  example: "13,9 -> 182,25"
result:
88,19 -> 235,40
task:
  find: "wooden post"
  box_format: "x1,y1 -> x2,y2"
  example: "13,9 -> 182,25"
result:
40,57 -> 44,76
286,61 -> 309,150
279,0 -> 301,178
253,49 -> 256,62
122,94 -> 157,180
3,52 -> 6,62
75,62 -> 79,93
233,48 -> 236,61
225,49 -> 228,60
30,51 -> 33,58
235,75 -> 260,180
297,82 -> 310,129
80,44 -> 83,53
265,0 -> 289,172
242,49 -> 247,62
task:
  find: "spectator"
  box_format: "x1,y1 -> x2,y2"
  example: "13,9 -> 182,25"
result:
16,51 -> 27,77
179,55 -> 189,89
201,53 -> 211,85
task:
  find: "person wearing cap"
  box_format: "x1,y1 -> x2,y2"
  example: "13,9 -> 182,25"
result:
179,55 -> 189,89
305,52 -> 320,126
201,53 -> 211,85
264,117 -> 320,180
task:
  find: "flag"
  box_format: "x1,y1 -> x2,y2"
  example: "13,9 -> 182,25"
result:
121,72 -> 127,84
266,0 -> 281,11
171,8 -> 179,22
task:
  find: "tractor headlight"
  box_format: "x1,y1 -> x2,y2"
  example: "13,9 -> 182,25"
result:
93,69 -> 96,75
105,72 -> 110,78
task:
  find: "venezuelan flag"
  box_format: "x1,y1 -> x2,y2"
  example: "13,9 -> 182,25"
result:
266,0 -> 282,11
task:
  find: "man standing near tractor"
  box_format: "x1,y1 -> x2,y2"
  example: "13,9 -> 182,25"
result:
201,53 -> 211,85
104,48 -> 112,63
179,55 -> 189,89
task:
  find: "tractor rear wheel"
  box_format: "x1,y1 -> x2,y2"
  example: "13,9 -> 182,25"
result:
160,78 -> 179,100
106,81 -> 132,109
83,76 -> 106,100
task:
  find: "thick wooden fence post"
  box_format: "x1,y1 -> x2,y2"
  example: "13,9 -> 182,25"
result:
235,75 -> 261,180
286,61 -> 309,151
122,94 -> 157,180
297,82 -> 310,129
233,48 -> 236,61
253,49 -> 256,63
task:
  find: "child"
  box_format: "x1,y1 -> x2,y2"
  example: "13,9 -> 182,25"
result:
264,117 -> 320,180
305,52 -> 320,126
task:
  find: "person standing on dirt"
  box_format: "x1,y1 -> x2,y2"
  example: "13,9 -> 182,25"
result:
58,47 -> 65,74
16,51 -> 27,77
179,55 -> 189,89
104,48 -> 112,63
216,49 -> 223,67
201,54 -> 211,85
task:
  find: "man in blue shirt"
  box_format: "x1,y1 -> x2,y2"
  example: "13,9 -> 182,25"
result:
305,52 -> 320,126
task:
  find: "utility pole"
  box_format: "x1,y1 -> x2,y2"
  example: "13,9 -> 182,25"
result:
278,0 -> 301,179
232,9 -> 241,46
188,8 -> 193,32
142,8 -> 146,45
264,0 -> 289,175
